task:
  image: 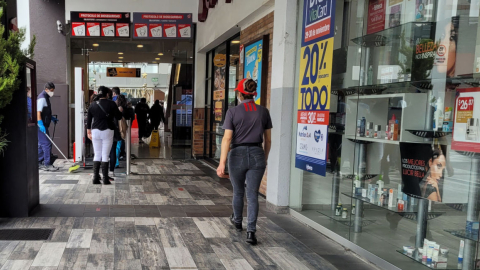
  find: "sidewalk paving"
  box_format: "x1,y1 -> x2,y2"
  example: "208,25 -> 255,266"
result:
0,160 -> 380,270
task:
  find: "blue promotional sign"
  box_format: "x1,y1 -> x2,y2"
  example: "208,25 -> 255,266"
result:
243,39 -> 263,105
301,0 -> 335,47
295,0 -> 336,176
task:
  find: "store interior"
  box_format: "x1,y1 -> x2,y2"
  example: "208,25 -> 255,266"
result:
69,38 -> 194,160
290,0 -> 480,269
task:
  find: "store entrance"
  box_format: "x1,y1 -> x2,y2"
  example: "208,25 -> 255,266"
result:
69,38 -> 194,162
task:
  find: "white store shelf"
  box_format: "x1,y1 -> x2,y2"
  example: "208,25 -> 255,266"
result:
345,135 -> 400,145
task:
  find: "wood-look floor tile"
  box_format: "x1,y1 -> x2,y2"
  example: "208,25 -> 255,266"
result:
114,259 -> 143,270
164,247 -> 197,269
0,260 -> 33,270
193,218 -> 227,238
220,259 -> 254,270
57,248 -> 89,270
86,254 -> 114,270
0,241 -> 18,268
135,225 -> 168,267
90,233 -> 114,254
31,242 -> 67,267
8,241 -> 43,260
264,247 -> 310,270
66,229 -> 93,249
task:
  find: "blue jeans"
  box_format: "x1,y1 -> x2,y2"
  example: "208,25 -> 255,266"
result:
38,128 -> 52,165
228,146 -> 266,232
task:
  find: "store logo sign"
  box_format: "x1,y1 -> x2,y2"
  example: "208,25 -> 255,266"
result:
314,130 -> 323,142
306,164 -> 313,171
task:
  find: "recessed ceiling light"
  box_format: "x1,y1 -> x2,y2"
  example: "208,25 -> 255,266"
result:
118,60 -> 123,62
137,44 -> 144,48
118,52 -> 123,55
118,57 -> 124,59
155,58 -> 160,60
158,53 -> 163,56
231,40 -> 240,44
152,61 -> 157,63
93,43 -> 99,47
190,56 -> 193,58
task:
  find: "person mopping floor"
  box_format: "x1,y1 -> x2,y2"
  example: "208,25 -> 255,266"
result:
37,82 -> 59,172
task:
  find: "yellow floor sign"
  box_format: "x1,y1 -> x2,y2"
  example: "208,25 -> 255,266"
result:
149,130 -> 160,148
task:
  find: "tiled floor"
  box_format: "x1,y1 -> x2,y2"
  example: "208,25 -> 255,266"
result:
0,160 -> 380,269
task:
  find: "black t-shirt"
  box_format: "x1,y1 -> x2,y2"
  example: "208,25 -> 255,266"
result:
223,99 -> 273,144
87,99 -> 122,131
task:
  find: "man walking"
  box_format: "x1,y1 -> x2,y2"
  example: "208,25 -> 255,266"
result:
37,82 -> 59,171
135,98 -> 150,143
149,100 -> 165,130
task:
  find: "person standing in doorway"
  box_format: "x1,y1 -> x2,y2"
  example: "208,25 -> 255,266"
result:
37,82 -> 59,171
135,98 -> 150,143
149,100 -> 165,130
216,79 -> 272,245
87,86 -> 122,185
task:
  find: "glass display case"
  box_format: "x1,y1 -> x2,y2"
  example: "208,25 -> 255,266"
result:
290,0 -> 480,269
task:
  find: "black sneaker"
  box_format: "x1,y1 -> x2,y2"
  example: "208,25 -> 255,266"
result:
230,213 -> 243,232
246,232 -> 257,245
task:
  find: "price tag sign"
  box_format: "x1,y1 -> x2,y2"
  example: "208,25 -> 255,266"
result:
456,97 -> 474,123
295,0 -> 335,176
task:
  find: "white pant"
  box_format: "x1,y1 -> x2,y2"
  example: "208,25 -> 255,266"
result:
92,129 -> 114,162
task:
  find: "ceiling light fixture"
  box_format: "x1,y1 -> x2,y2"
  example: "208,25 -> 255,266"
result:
158,53 -> 163,56
118,57 -> 124,59
118,52 -> 123,55
137,44 -> 144,48
93,43 -> 100,47
155,58 -> 160,60
231,40 -> 240,44
152,61 -> 157,63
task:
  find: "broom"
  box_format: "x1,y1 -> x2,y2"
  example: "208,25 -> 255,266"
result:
43,133 -> 80,173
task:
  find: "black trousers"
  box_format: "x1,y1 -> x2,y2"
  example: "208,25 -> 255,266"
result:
138,119 -> 146,138
109,140 -> 116,172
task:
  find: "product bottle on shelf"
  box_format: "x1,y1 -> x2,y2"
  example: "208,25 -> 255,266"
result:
433,97 -> 444,131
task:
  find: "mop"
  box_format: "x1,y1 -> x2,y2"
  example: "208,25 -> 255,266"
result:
43,133 -> 80,173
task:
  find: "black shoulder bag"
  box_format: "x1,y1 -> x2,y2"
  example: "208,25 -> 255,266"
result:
96,101 -> 122,142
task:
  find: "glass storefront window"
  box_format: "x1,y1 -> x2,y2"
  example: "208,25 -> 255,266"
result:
290,0 -> 480,269
204,34 -> 240,163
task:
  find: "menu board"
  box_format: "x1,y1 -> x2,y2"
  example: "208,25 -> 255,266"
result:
367,0 -> 386,34
70,12 -> 131,37
133,13 -> 192,39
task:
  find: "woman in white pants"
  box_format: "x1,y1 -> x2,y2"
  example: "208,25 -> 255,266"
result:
87,86 -> 123,185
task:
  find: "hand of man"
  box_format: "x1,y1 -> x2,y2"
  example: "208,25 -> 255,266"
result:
51,116 -> 59,124
37,120 -> 46,133
87,130 -> 92,141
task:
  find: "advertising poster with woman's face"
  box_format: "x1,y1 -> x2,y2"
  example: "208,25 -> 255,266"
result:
435,16 -> 459,78
400,143 -> 448,202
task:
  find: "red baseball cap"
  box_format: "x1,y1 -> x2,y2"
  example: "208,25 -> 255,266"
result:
235,78 -> 257,97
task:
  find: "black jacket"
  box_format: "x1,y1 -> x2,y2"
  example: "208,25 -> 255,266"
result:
149,104 -> 165,125
135,102 -> 150,120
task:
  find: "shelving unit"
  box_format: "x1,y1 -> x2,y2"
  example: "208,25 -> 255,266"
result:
396,250 -> 462,270
345,93 -> 428,144
444,229 -> 480,242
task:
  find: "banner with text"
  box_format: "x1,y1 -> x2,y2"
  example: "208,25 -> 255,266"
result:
70,12 -> 131,37
133,13 -> 192,39
295,0 -> 335,176
244,39 -> 263,105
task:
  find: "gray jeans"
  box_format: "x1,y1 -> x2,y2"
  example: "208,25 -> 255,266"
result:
228,146 -> 266,232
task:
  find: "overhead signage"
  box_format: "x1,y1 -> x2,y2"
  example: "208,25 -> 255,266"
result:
70,12 -> 131,37
295,0 -> 335,176
132,13 -> 192,39
106,67 -> 141,78
243,39 -> 263,105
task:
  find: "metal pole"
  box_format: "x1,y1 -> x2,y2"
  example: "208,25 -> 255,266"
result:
462,156 -> 480,270
354,199 -> 363,233
415,198 -> 428,248
331,172 -> 340,212
126,119 -> 132,175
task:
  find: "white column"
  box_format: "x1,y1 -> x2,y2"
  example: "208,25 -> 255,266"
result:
16,0 -> 30,50
266,0 -> 298,213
